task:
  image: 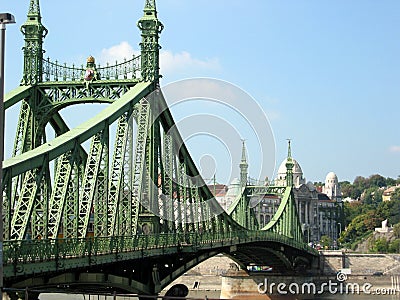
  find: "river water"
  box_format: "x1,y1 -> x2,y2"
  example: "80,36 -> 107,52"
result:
37,291 -> 400,300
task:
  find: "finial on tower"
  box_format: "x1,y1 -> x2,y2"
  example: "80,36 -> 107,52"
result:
145,0 -> 156,10
287,138 -> 292,159
240,139 -> 248,164
285,139 -> 294,187
28,0 -> 41,17
240,139 -> 248,187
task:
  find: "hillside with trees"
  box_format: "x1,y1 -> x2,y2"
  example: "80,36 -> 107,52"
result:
338,174 -> 400,252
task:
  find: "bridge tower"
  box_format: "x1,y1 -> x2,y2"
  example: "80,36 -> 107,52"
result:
21,0 -> 48,86
285,139 -> 294,187
136,0 -> 164,235
239,140 -> 248,187
138,0 -> 164,82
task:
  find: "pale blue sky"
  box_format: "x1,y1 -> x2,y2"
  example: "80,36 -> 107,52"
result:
2,0 -> 400,183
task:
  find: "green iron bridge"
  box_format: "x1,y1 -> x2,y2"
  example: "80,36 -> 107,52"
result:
2,0 -> 319,298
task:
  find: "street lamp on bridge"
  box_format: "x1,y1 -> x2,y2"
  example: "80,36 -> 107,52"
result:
0,12 -> 16,290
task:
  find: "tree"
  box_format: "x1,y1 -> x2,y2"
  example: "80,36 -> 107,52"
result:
393,223 -> 400,238
391,188 -> 400,202
386,177 -> 396,187
361,187 -> 382,205
389,239 -> 400,253
343,202 -> 363,226
368,174 -> 387,188
320,235 -> 333,249
369,237 -> 388,253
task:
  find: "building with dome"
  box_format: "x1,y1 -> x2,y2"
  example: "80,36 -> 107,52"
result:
275,158 -> 306,187
323,172 -> 342,201
210,140 -> 343,247
255,140 -> 342,246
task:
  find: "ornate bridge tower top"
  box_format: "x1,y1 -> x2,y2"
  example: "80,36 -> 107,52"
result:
285,139 -> 294,186
137,0 -> 164,82
240,140 -> 248,187
21,0 -> 48,85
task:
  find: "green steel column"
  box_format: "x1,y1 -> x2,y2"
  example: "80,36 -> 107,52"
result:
63,158 -> 82,238
94,126 -> 109,237
285,140 -> 294,187
31,159 -> 50,239
47,147 -> 78,238
162,132 -> 173,232
176,162 -> 184,233
108,112 -> 132,236
131,99 -> 151,235
2,171 -> 11,239
117,113 -> 134,236
77,129 -> 108,238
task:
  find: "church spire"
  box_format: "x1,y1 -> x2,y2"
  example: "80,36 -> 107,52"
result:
144,0 -> 156,11
285,139 -> 294,187
137,0 -> 163,82
21,0 -> 48,84
240,140 -> 248,187
28,0 -> 41,17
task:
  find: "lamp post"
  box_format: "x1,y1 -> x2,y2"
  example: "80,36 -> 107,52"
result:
338,222 -> 342,236
0,12 -> 16,290
302,223 -> 310,244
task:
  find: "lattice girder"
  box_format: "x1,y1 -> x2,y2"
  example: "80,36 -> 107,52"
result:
130,99 -> 151,235
10,162 -> 47,240
107,112 -> 132,236
47,147 -> 78,238
77,128 -> 109,238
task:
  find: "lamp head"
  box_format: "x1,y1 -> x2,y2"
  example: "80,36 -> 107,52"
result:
0,13 -> 16,24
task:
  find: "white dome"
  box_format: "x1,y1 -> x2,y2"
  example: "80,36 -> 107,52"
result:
323,171 -> 341,200
325,172 -> 338,185
277,158 -> 303,176
275,158 -> 306,187
226,178 -> 241,196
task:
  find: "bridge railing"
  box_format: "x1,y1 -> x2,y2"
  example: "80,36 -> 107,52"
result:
41,55 -> 141,82
3,231 -> 317,267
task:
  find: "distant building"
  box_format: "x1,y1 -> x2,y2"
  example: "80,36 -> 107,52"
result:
210,140 -> 343,246
323,172 -> 342,201
258,141 -> 342,244
382,186 -> 399,202
274,157 -> 306,187
342,197 -> 358,203
375,219 -> 392,233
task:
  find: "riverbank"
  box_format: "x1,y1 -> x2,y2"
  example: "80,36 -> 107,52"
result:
164,254 -> 400,299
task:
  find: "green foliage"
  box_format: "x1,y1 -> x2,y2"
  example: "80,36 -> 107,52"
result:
368,174 -> 387,188
394,224 -> 400,238
341,175 -> 397,200
320,235 -> 333,248
369,237 -> 388,253
361,187 -> 383,205
339,174 -> 400,250
343,202 -> 363,227
368,236 -> 400,253
377,198 -> 400,225
388,239 -> 400,253
391,188 -> 400,202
